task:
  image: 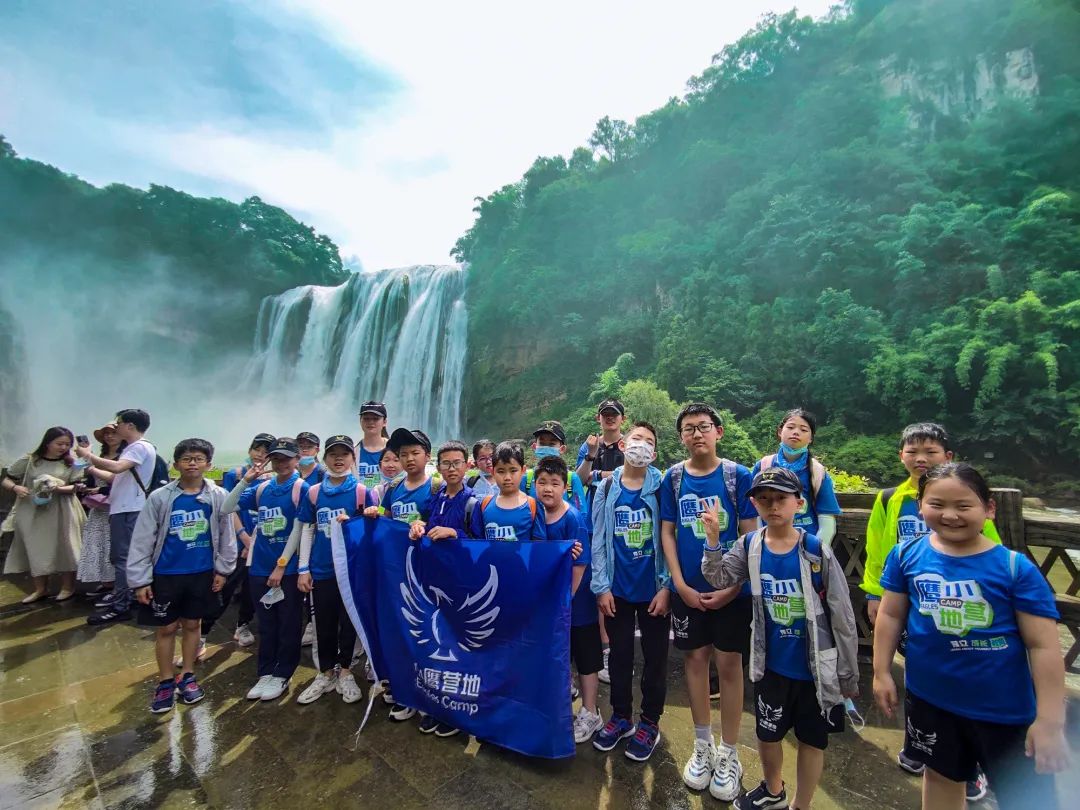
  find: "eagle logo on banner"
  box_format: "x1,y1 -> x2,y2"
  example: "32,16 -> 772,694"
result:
400,545 -> 501,662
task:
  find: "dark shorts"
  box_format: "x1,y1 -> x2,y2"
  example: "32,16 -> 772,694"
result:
670,591 -> 751,656
137,571 -> 220,626
570,622 -> 604,675
754,669 -> 844,750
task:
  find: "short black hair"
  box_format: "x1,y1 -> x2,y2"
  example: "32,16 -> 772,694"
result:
492,441 -> 525,467
675,403 -> 722,432
630,420 -> 658,444
918,462 -> 991,505
173,438 -> 214,463
900,422 -> 951,452
535,455 -> 568,483
437,440 -> 469,463
472,439 -> 495,460
116,408 -> 150,433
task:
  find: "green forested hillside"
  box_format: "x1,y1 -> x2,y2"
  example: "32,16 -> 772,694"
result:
456,0 -> 1080,485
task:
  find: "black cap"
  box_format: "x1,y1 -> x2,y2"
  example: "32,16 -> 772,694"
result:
323,434 -> 354,452
359,401 -> 387,418
387,427 -> 431,454
750,467 -> 803,496
533,420 -> 566,444
597,398 -> 625,416
296,431 -> 320,446
268,437 -> 299,458
251,432 -> 276,448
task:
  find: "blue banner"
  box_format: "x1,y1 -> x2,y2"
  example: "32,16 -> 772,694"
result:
332,516 -> 575,759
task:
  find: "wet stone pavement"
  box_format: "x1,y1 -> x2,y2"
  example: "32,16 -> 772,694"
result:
1,578 -> 1076,810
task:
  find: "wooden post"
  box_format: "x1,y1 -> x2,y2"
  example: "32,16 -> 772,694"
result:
992,487 -> 1024,552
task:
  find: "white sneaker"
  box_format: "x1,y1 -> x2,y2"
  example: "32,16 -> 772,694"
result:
246,674 -> 275,700
573,707 -> 605,744
597,648 -> 610,684
234,624 -> 255,647
682,736 -> 715,790
297,671 -> 337,704
709,742 -> 744,801
260,676 -> 289,701
301,622 -> 315,647
173,637 -> 207,668
389,702 -> 416,721
337,671 -> 363,704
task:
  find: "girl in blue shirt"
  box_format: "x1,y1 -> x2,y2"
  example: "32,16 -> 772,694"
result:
874,463 -> 1067,810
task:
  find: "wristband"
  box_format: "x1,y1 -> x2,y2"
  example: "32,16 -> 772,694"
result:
298,566 -> 310,574
276,557 -> 288,568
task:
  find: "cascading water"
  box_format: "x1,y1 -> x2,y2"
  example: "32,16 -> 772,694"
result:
245,265 -> 467,442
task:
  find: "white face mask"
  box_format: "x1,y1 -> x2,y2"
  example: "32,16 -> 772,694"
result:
623,441 -> 655,468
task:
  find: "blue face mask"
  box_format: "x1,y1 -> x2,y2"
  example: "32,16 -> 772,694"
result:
533,446 -> 560,459
779,442 -> 808,458
298,455 -> 317,467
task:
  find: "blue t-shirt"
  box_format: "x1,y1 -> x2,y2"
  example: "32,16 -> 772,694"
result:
521,470 -> 588,514
750,456 -> 841,535
761,541 -> 812,681
471,496 -> 548,542
357,445 -> 384,490
610,485 -> 657,603
237,474 -> 309,577
381,477 -> 434,524
296,475 -> 370,580
897,497 -> 930,544
300,463 -> 325,486
155,492 -> 214,575
881,536 -> 1059,724
546,506 -> 593,627
659,462 -> 755,594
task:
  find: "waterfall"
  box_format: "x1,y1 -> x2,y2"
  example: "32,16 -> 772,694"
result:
245,265 -> 468,443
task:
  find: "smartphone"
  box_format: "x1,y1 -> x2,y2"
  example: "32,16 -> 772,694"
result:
76,435 -> 90,447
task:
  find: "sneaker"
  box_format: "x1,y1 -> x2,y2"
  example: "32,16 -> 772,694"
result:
246,675 -> 275,700
966,771 -> 989,803
897,748 -> 925,775
709,742 -> 744,801
381,683 -> 396,705
625,719 -> 661,762
419,714 -> 440,734
571,684 -> 580,700
597,648 -> 610,684
573,707 -> 604,743
682,737 -> 715,790
86,606 -> 130,625
390,702 -> 416,721
234,624 -> 255,647
297,671 -> 337,704
94,592 -> 118,609
594,716 -> 636,752
173,638 -> 208,668
260,676 -> 289,701
301,622 -> 315,647
337,671 -> 363,704
364,659 -> 375,682
734,780 -> 788,810
150,679 -> 175,714
177,672 -> 205,705
434,723 -> 460,738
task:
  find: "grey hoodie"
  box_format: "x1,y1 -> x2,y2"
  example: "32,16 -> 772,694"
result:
126,479 -> 237,588
701,529 -> 859,714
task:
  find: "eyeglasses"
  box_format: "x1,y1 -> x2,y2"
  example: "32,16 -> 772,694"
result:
178,456 -> 208,464
438,460 -> 466,470
680,423 -> 716,437
475,455 -> 493,464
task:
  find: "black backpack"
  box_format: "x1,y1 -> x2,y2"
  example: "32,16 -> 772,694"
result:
132,446 -> 171,496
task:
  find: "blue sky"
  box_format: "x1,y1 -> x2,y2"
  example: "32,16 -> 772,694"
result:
1,0 -> 836,269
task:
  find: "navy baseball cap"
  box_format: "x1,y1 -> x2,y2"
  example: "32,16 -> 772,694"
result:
268,437 -> 299,458
533,420 -> 567,444
296,432 -> 320,446
597,398 -> 625,416
387,427 -> 431,454
251,433 -> 276,448
323,435 -> 355,452
359,401 -> 387,418
750,467 -> 803,496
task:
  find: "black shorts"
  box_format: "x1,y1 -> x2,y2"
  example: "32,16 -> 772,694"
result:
571,623 -> 604,675
670,591 -> 751,656
754,669 -> 844,750
137,571 -> 220,626
903,690 -> 1058,806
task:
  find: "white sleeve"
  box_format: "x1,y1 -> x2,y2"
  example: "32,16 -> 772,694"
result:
817,515 -> 837,549
298,523 -> 315,569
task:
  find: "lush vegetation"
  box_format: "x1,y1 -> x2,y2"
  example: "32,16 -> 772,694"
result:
456,0 -> 1080,486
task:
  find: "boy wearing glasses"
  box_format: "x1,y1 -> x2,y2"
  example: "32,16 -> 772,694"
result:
659,403 -> 757,801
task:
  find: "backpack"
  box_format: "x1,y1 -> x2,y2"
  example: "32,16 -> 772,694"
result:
254,478 -> 304,510
131,443 -> 170,496
760,454 -> 826,505
746,528 -> 828,610
308,481 -> 367,514
668,459 -> 739,517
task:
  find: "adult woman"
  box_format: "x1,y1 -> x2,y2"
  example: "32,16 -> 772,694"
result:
76,423 -> 126,594
2,427 -> 86,603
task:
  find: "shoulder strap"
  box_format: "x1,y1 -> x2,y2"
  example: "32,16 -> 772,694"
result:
669,461 -> 685,500
809,459 -> 826,501
464,496 -> 478,538
720,459 -> 738,511
526,495 -> 537,521
291,478 -> 303,508
255,479 -> 271,509
880,486 -> 898,509
525,469 -> 534,490
481,494 -> 494,514
747,530 -> 764,595
464,470 -> 479,484
800,530 -> 826,597
760,455 -> 774,471
308,483 -> 321,506
356,482 -> 367,512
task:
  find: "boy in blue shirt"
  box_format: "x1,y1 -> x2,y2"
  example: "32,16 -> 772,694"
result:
591,421 -> 671,761
522,421 -> 588,512
659,403 -> 757,802
534,455 -> 594,743
224,437 -> 309,703
469,442 -> 547,542
128,438 -> 237,714
701,466 -> 859,810
296,432 -> 325,486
